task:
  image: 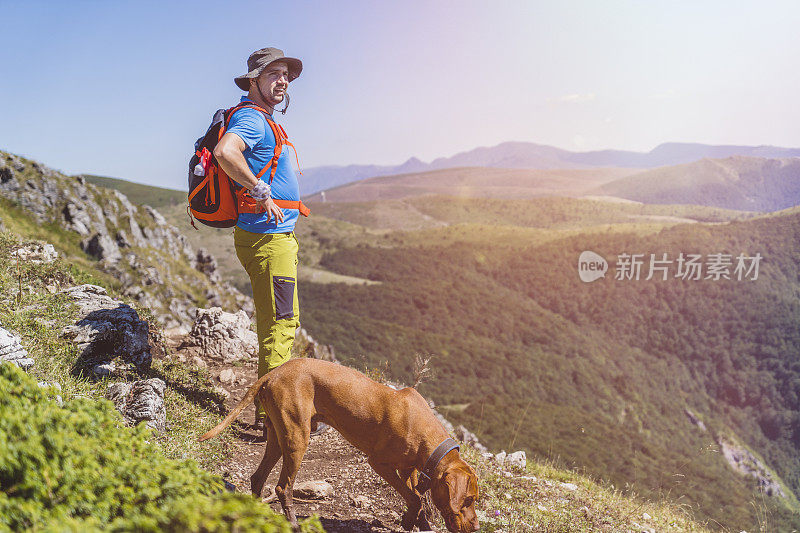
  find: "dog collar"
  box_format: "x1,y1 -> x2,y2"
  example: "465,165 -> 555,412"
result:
416,437 -> 460,494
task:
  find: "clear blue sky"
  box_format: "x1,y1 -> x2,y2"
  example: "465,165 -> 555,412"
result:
1,1 -> 798,189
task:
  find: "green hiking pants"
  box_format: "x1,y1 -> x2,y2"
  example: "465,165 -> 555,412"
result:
234,228 -> 300,416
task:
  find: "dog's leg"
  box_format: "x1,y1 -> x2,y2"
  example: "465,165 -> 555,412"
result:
273,411 -> 311,530
251,418 -> 281,498
399,467 -> 433,530
370,460 -> 428,531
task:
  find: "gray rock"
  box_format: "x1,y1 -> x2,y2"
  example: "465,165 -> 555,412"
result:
81,233 -> 122,263
127,213 -> 146,247
455,424 -> 488,453
106,378 -> 166,431
60,284 -> 152,372
218,368 -> 235,384
494,451 -> 507,465
294,480 -> 334,500
506,450 -> 527,470
0,326 -> 33,371
350,495 -> 371,508
11,242 -> 58,264
62,201 -> 93,235
0,215 -> 5,232
144,205 -> 167,226
0,164 -> 19,192
194,248 -> 222,283
92,362 -> 116,377
718,437 -> 785,497
180,307 -> 257,363
7,154 -> 25,172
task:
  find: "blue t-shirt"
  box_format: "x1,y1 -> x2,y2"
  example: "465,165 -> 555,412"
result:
226,97 -> 300,233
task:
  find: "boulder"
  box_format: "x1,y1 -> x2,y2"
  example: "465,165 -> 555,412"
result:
0,326 -> 33,371
180,307 -> 257,363
60,284 -> 152,373
106,378 -> 166,431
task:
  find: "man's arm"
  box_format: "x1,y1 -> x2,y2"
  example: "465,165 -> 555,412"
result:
214,132 -> 284,222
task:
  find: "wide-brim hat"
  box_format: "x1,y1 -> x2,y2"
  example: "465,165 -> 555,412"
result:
234,47 -> 302,91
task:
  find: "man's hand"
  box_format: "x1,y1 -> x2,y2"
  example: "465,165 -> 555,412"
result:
258,197 -> 284,223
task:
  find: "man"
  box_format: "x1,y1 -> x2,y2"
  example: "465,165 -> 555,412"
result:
214,48 -> 304,425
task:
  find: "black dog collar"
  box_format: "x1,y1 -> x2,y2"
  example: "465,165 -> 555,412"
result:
416,438 -> 460,494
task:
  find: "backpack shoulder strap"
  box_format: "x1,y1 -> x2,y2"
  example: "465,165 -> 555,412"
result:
224,102 -> 296,185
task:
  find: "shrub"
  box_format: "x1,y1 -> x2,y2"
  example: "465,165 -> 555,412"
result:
0,363 -> 321,532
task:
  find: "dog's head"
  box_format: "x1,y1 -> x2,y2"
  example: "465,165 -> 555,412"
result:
431,459 -> 480,533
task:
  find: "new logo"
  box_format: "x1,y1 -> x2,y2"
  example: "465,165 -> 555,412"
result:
578,251 -> 608,282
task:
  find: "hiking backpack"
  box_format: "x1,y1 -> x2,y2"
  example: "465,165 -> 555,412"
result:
187,102 -> 308,229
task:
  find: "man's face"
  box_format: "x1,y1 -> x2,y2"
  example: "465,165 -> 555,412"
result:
252,61 -> 289,105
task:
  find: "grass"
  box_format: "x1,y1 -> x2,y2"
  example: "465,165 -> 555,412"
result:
420,444 -> 712,532
0,231 -> 233,473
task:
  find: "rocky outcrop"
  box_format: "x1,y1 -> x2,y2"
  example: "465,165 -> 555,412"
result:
295,327 -> 338,363
0,326 -> 33,371
81,233 -> 122,263
0,151 -> 248,328
717,437 -> 785,497
179,307 -> 258,363
60,284 -> 152,375
106,378 -> 166,431
454,424 -> 488,453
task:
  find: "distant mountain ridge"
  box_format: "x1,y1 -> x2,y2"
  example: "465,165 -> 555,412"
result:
299,141 -> 800,195
595,156 -> 800,211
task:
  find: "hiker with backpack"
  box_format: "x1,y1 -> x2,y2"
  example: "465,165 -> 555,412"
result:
188,47 -> 310,428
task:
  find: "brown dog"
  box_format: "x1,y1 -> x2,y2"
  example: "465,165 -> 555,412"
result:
199,358 -> 480,532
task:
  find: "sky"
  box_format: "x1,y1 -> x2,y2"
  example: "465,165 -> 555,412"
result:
1,0 -> 798,190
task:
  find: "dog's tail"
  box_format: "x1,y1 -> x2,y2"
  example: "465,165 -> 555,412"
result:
198,372 -> 272,442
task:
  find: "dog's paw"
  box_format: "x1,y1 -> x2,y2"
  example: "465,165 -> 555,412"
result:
400,510 -> 417,531
416,514 -> 433,530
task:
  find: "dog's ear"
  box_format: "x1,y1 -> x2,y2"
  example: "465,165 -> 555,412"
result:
444,466 -> 473,513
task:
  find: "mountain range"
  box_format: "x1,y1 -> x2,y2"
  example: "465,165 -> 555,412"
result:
299,141 -> 800,195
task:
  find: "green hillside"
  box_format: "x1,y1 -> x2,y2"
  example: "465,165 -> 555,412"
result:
594,156 -> 800,212
81,174 -> 186,208
67,173 -> 800,530
293,199 -> 800,531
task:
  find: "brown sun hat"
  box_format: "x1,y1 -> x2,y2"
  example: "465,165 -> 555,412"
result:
234,47 -> 302,91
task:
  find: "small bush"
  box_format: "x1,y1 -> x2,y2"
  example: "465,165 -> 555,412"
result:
0,363 -> 321,532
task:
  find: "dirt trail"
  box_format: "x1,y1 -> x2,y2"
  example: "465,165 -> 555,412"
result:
176,346 -> 439,532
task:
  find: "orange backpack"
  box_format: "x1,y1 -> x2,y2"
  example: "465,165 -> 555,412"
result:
187,102 -> 309,228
